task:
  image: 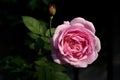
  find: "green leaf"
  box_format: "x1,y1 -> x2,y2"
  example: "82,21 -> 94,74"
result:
42,0 -> 51,5
34,37 -> 44,50
22,16 -> 47,35
29,43 -> 35,50
41,36 -> 50,43
27,32 -> 39,39
52,63 -> 66,72
43,42 -> 51,50
24,39 -> 35,50
45,28 -> 55,37
34,57 -> 69,80
41,37 -> 51,50
45,66 -> 54,80
35,58 -> 54,80
34,58 -> 47,66
54,72 -> 71,80
34,65 -> 46,80
38,20 -> 48,35
11,57 -> 26,66
28,0 -> 38,10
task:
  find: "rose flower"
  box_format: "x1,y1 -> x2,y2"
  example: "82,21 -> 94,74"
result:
51,17 -> 101,68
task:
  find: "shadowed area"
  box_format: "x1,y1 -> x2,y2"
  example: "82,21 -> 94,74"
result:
0,0 -> 119,80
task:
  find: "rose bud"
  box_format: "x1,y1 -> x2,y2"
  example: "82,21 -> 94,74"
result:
49,4 -> 56,16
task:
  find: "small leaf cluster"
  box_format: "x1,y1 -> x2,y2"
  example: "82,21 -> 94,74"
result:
22,16 -> 71,80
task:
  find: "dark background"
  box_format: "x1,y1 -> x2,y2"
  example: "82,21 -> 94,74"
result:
0,0 -> 119,80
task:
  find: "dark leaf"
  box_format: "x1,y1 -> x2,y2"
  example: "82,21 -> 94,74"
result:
45,28 -> 55,37
41,36 -> 51,50
22,16 -> 47,35
34,37 -> 44,50
42,0 -> 51,5
27,32 -> 39,39
54,72 -> 71,80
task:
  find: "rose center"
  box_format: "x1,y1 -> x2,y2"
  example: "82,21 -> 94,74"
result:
63,35 -> 88,58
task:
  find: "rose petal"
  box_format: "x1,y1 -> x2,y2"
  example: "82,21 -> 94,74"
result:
51,50 -> 61,64
95,36 -> 101,52
58,41 -> 68,56
70,17 -> 95,33
85,20 -> 95,33
63,57 -> 88,67
71,61 -> 87,68
51,38 -> 66,64
70,17 -> 85,25
70,23 -> 84,28
82,52 -> 98,64
53,22 -> 70,48
51,47 -> 67,64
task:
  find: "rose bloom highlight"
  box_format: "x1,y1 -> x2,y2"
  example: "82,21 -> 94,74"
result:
51,17 -> 101,68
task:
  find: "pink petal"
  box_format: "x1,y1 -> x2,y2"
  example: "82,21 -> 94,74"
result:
63,57 -> 88,68
70,17 -> 95,33
51,48 -> 67,64
51,38 -> 66,64
70,61 -> 88,68
85,20 -> 95,33
50,38 -> 61,64
53,22 -> 70,48
82,52 -> 98,64
51,51 -> 61,64
51,49 -> 62,64
95,36 -> 101,52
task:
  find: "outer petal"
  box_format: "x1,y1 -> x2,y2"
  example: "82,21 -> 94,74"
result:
80,35 -> 99,64
51,49 -> 67,64
53,21 -> 70,48
70,17 -> 95,33
82,52 -> 98,64
70,61 -> 88,68
94,36 -> 101,52
51,38 -> 66,64
63,57 -> 88,68
51,49 -> 61,64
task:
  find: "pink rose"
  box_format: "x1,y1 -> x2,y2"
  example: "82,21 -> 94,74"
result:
51,17 -> 101,68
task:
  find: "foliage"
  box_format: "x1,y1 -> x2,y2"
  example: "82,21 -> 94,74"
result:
22,15 -> 71,80
0,0 -> 71,80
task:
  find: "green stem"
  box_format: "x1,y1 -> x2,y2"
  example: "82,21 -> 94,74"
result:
49,16 -> 53,37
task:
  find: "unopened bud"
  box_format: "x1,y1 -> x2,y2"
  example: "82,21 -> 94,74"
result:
49,4 -> 56,16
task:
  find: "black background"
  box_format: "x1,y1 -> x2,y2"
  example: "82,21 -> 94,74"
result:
0,0 -> 120,80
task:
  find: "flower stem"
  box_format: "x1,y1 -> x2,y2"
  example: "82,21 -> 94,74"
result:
49,16 -> 53,37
